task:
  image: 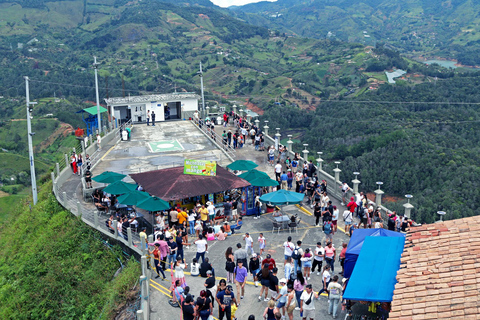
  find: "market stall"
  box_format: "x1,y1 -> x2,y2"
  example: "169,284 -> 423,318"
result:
129,162 -> 251,217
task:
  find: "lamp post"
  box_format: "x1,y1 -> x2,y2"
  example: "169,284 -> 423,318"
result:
93,57 -> 102,133
403,194 -> 414,219
352,172 -> 360,194
264,120 -> 269,136
302,144 -> 309,162
374,182 -> 384,207
437,211 -> 446,222
24,76 -> 38,205
316,152 -> 323,171
287,135 -> 293,154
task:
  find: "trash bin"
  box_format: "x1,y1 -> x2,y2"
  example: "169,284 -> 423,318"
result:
121,130 -> 128,141
266,204 -> 275,213
217,117 -> 222,125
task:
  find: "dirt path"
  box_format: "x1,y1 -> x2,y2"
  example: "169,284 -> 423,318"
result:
35,122 -> 74,153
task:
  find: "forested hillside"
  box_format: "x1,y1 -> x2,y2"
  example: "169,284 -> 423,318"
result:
262,74 -> 480,223
0,182 -> 140,319
231,0 -> 480,64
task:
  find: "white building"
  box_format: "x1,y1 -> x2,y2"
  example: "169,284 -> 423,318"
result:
105,93 -> 200,125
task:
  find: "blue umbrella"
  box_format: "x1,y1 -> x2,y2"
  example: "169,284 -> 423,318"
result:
259,189 -> 304,205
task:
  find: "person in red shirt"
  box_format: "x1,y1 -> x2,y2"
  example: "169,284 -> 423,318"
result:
339,242 -> 348,276
347,197 -> 357,216
262,254 -> 277,270
148,243 -> 166,280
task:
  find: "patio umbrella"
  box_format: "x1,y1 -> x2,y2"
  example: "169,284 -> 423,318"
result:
238,169 -> 269,181
227,160 -> 258,171
102,181 -> 137,195
259,189 -> 305,205
117,190 -> 150,206
92,171 -> 126,184
249,176 -> 279,187
137,196 -> 170,212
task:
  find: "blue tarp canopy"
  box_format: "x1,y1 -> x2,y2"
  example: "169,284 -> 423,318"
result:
344,228 -> 405,278
343,236 -> 405,302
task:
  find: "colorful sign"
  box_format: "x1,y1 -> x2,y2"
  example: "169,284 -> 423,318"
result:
184,159 -> 217,176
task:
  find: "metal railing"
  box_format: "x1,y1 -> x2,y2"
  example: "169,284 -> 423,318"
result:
191,118 -> 236,161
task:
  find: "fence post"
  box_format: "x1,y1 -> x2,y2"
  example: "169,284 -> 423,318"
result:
239,108 -> 244,117
141,255 -> 148,278
51,171 -> 55,184
113,220 -> 118,238
254,119 -> 260,129
63,191 -> 67,206
53,181 -> 58,195
375,182 -> 384,207
136,310 -> 144,320
56,163 -> 60,177
76,201 -> 82,217
275,128 -> 281,151
352,172 -> 361,195
233,105 -> 237,116
140,275 -> 149,320
127,227 -> 133,247
94,210 -> 99,227
64,154 -> 69,170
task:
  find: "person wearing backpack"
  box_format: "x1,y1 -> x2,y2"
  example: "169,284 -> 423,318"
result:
327,275 -> 343,318
323,220 -> 333,243
291,241 -> 304,274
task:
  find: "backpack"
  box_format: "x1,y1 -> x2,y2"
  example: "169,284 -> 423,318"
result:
323,221 -> 332,234
291,247 -> 301,261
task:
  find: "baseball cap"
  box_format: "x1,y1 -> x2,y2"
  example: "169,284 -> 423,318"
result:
252,253 -> 257,257
206,270 -> 212,275
279,278 -> 287,284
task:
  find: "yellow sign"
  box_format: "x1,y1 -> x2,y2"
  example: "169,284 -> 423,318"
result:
184,160 -> 217,176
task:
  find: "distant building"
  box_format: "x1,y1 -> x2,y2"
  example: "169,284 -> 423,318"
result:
105,93 -> 200,125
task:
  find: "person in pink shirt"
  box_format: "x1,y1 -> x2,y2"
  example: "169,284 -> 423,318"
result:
149,234 -> 169,270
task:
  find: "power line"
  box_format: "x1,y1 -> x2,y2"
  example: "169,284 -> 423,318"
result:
25,78 -> 480,106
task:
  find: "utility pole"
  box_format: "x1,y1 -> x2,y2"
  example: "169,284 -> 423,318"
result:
24,76 -> 38,205
93,56 -> 102,133
199,62 -> 205,119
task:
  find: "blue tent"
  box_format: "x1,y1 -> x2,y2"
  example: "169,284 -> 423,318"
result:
343,236 -> 405,302
344,228 -> 405,279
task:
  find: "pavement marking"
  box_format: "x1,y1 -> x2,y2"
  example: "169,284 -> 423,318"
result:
150,281 -> 172,297
295,204 -> 347,233
100,145 -> 116,161
295,204 -> 313,216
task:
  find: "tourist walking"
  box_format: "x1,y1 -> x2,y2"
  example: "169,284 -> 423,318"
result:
300,284 -> 318,320
327,275 -> 343,318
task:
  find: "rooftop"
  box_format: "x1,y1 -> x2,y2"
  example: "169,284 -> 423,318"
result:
104,92 -> 200,105
389,215 -> 480,320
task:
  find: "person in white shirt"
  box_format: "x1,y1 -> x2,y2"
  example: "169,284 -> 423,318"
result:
318,265 -> 331,295
194,234 -> 208,263
300,284 -> 318,320
96,134 -> 101,150
275,161 -> 282,182
190,257 -> 200,276
327,275 -> 344,318
340,182 -> 350,205
268,146 -> 275,166
331,206 -> 339,233
206,202 -> 216,224
343,210 -> 353,236
312,242 -> 324,276
243,233 -> 254,255
284,257 -> 293,280
283,236 -> 295,264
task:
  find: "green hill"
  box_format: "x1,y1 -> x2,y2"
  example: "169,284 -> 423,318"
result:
231,0 -> 480,64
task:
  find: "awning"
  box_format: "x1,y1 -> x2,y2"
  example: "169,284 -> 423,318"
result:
344,228 -> 405,278
78,106 -> 108,115
130,165 -> 250,201
343,236 -> 405,302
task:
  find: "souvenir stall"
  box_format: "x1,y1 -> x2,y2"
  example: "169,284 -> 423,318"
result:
129,161 -> 251,218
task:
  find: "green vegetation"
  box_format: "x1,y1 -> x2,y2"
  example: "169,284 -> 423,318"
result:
0,182 -> 141,319
231,0 -> 480,63
261,75 -> 480,224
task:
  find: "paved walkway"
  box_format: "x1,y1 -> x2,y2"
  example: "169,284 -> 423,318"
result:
147,121 -> 358,320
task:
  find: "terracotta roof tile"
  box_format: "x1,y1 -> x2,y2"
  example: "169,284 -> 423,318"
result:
389,216 -> 480,320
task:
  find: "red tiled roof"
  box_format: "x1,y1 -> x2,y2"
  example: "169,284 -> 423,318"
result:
389,215 -> 480,320
130,165 -> 250,201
